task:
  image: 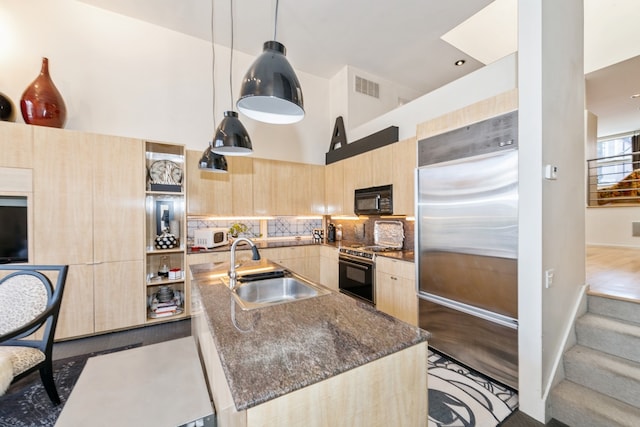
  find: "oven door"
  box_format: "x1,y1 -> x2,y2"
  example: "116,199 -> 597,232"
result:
338,254 -> 374,304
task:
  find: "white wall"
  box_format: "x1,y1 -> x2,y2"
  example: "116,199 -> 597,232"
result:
586,208 -> 640,247
345,66 -> 422,131
0,0 -> 330,165
518,0 -> 585,421
348,54 -> 518,143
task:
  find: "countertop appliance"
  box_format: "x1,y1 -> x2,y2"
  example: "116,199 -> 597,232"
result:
416,110 -> 519,389
193,227 -> 229,249
338,220 -> 405,305
354,184 -> 393,216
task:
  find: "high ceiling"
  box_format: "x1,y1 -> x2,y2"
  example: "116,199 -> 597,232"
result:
78,0 -> 640,137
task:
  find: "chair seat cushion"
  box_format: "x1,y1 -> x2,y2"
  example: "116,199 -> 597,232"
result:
0,345 -> 45,376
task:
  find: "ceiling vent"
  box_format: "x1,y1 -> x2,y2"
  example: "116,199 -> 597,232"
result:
355,76 -> 380,99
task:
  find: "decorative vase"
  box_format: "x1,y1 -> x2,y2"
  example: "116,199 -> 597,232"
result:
154,231 -> 178,250
0,92 -> 15,122
20,57 -> 67,128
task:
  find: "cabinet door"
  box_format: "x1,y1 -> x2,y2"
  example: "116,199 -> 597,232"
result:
55,264 -> 95,339
375,271 -> 397,316
0,122 -> 32,168
394,275 -> 418,326
343,152 -> 372,214
94,260 -> 145,332
370,144 -> 394,187
392,138 -> 417,216
93,134 -> 144,263
229,157 -> 253,215
186,149 -> 233,216
319,246 -> 339,291
292,163 -> 324,215
324,161 -> 344,215
33,127 -> 93,264
252,158 -> 277,215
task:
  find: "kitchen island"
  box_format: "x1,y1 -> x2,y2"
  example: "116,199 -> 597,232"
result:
190,260 -> 430,427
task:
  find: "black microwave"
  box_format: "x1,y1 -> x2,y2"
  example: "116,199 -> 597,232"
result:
354,185 -> 393,215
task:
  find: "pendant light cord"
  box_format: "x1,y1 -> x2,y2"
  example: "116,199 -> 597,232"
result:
229,0 -> 234,108
211,0 -> 216,131
273,0 -> 279,41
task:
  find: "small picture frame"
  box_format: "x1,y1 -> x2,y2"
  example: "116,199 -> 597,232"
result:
155,200 -> 174,235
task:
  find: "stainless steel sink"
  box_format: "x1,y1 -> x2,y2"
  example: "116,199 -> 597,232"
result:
227,274 -> 330,310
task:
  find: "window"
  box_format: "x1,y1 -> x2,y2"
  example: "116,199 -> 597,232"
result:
595,134 -> 635,186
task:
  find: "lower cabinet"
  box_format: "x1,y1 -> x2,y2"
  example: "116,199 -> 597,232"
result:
375,257 -> 417,326
319,246 -> 339,291
260,246 -> 310,279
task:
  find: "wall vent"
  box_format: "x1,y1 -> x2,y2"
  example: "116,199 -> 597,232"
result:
355,76 -> 380,99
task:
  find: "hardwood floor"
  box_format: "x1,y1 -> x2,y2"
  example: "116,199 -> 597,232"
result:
587,245 -> 640,301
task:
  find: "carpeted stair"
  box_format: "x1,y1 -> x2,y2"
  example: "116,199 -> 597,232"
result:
550,295 -> 640,427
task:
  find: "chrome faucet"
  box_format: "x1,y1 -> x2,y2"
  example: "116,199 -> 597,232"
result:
228,237 -> 261,290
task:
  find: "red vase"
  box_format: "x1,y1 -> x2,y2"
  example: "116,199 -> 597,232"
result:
20,57 -> 67,128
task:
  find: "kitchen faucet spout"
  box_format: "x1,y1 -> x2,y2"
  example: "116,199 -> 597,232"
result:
228,237 -> 261,290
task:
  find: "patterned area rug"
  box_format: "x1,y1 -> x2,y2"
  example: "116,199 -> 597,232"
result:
429,350 -> 519,427
0,345 -> 140,427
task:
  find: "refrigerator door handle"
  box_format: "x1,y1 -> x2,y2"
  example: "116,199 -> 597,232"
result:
420,293 -> 518,330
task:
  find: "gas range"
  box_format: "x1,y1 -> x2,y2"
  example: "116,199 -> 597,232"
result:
338,245 -> 402,261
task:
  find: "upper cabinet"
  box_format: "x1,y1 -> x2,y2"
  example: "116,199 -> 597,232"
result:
187,149 -> 232,216
324,161 -> 344,215
392,137 -> 417,216
0,122 -> 33,169
186,151 -> 254,216
246,158 -> 325,216
329,138 -> 416,216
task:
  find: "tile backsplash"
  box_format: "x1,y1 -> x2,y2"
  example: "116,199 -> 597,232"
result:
267,217 -> 322,238
186,217 -> 322,245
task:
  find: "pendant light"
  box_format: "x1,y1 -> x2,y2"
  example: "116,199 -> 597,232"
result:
211,0 -> 253,156
237,0 -> 304,124
199,144 -> 228,173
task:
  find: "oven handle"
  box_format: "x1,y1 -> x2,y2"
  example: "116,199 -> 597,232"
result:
339,257 -> 373,270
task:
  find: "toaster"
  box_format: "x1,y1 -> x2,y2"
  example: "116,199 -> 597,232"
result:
193,227 -> 229,248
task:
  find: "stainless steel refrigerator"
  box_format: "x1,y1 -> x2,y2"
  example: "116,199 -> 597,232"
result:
416,111 -> 519,389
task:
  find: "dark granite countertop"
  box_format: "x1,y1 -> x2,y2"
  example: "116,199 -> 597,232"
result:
189,239 -> 415,262
191,262 -> 429,411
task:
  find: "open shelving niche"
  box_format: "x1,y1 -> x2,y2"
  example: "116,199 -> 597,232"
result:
144,141 -> 188,323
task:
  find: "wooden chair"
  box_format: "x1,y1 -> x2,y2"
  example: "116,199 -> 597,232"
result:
0,265 -> 69,405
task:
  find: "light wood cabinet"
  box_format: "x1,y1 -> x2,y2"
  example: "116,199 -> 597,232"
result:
186,151 -> 253,216
0,122 -> 33,168
391,137 -> 417,216
186,149 -> 232,216
230,157 -> 253,215
324,161 -> 344,215
375,256 -> 417,326
319,245 -> 339,291
260,246 -> 309,278
339,144 -> 396,215
32,127 -> 145,338
253,159 -> 324,216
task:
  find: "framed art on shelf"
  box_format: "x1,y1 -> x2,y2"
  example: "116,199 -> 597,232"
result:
155,200 -> 174,235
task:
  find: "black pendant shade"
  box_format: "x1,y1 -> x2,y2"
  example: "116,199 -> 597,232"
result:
237,41 -> 304,124
198,146 -> 228,173
211,110 -> 253,155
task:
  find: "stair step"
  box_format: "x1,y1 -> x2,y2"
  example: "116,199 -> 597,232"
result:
551,380 -> 640,427
564,345 -> 640,408
576,313 -> 640,363
588,295 -> 640,324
